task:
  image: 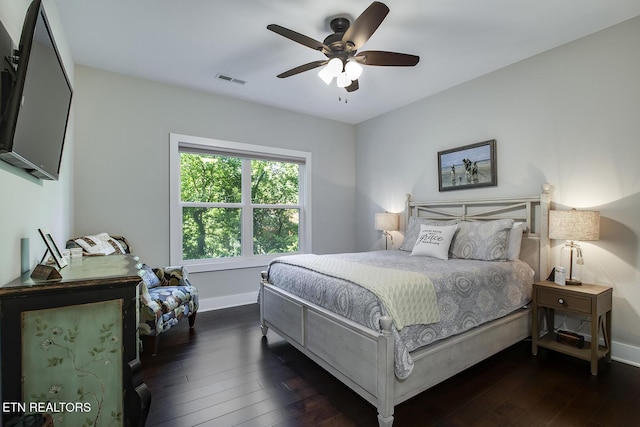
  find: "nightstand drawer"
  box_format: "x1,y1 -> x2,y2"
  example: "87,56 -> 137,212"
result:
537,289 -> 591,314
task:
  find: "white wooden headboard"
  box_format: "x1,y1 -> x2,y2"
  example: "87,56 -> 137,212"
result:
405,184 -> 551,281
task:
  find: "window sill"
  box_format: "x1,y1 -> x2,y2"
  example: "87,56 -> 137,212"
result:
179,254 -> 296,273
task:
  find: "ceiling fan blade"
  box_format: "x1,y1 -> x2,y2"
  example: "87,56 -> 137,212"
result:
276,60 -> 328,78
345,79 -> 359,92
342,1 -> 390,49
354,50 -> 420,66
267,24 -> 329,52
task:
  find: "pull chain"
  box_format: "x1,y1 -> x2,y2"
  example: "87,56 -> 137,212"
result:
335,86 -> 348,104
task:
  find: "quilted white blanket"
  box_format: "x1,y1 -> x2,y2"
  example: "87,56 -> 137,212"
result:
270,254 -> 440,329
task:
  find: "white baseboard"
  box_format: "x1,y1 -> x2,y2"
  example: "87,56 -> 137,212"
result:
611,340 -> 640,368
581,331 -> 640,368
198,292 -> 258,312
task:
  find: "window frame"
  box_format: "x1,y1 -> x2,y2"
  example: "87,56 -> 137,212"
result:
169,133 -> 312,272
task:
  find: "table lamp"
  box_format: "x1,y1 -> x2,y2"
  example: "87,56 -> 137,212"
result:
549,209 -> 600,285
375,212 -> 399,250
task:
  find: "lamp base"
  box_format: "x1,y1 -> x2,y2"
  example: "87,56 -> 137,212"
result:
565,278 -> 582,286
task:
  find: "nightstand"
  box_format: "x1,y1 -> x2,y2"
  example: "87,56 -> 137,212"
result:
531,280 -> 612,375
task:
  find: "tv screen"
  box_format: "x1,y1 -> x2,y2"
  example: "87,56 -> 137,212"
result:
0,0 -> 73,180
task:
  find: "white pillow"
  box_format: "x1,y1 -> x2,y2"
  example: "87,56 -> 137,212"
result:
411,224 -> 458,260
507,222 -> 526,260
400,217 -> 459,251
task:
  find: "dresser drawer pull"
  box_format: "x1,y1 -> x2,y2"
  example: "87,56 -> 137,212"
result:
558,298 -> 564,304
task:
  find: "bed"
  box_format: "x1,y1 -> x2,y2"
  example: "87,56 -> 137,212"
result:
259,186 -> 551,427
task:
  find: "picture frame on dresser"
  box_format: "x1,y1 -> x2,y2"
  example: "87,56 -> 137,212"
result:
38,228 -> 68,269
438,139 -> 497,191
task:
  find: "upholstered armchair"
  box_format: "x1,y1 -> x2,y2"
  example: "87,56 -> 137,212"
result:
137,264 -> 198,355
66,233 -> 198,356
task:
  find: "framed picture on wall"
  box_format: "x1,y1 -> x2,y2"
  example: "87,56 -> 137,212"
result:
438,139 -> 497,191
38,228 -> 68,269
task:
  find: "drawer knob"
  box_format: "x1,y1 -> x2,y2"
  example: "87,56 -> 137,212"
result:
558,298 -> 564,304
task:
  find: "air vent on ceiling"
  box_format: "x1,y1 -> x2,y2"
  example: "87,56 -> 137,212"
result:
216,73 -> 246,85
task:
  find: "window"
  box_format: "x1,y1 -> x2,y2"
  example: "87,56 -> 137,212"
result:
170,134 -> 311,271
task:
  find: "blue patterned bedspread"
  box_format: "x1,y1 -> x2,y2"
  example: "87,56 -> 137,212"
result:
266,250 -> 533,379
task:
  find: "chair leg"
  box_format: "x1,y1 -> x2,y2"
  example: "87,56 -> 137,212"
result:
188,312 -> 197,328
149,335 -> 160,357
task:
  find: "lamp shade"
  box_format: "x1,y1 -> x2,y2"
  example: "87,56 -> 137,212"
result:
549,209 -> 600,241
336,72 -> 351,88
375,213 -> 399,231
345,60 -> 363,80
317,66 -> 334,85
326,57 -> 343,74
318,58 -> 343,84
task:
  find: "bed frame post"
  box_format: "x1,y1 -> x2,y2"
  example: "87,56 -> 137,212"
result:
259,271 -> 269,336
405,194 -> 412,232
540,183 -> 551,280
377,316 -> 395,427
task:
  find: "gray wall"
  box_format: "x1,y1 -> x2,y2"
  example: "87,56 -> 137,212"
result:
355,16 -> 640,363
73,66 -> 356,306
3,1 -> 638,365
0,0 -> 74,286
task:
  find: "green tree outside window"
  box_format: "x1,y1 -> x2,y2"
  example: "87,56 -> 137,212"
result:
180,153 -> 300,260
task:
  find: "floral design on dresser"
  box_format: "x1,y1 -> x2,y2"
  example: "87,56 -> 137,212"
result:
22,300 -> 124,427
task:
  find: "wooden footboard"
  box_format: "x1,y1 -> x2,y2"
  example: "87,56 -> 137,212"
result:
260,277 -> 396,426
260,275 -> 531,427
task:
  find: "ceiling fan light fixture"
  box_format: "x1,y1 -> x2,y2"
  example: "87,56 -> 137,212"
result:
268,2 -> 419,93
345,61 -> 363,80
336,72 -> 351,88
327,57 -> 343,75
317,66 -> 335,85
318,57 -> 344,84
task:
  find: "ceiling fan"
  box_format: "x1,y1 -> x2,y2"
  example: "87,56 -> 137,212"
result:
267,1 -> 419,92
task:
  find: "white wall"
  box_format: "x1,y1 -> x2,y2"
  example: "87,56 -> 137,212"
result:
4,0 -> 637,366
0,0 -> 74,286
355,16 -> 640,364
72,66 -> 356,307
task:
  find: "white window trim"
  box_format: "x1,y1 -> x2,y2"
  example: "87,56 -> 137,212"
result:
169,133 -> 312,272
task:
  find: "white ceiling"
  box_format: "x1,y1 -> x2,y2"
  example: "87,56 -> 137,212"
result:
55,0 -> 640,125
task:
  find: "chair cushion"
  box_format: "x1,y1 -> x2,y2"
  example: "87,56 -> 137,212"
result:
139,276 -> 199,336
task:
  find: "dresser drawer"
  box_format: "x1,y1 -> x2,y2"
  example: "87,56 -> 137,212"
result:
537,289 -> 591,314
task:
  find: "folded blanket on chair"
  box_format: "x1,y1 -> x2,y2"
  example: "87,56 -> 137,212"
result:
269,254 -> 440,329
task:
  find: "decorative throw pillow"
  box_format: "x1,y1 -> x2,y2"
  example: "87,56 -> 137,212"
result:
400,217 -> 459,251
410,224 -> 458,260
73,232 -> 126,255
507,222 -> 526,261
138,264 -> 161,289
449,219 -> 514,261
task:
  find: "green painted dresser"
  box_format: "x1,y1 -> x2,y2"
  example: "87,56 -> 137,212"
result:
0,254 -> 150,426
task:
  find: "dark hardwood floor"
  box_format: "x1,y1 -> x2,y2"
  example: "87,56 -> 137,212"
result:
141,304 -> 640,427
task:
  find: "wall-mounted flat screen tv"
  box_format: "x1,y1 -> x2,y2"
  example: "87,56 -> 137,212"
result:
0,0 -> 73,180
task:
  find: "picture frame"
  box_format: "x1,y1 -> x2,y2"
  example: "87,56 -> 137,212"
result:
38,228 -> 68,269
438,139 -> 497,192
